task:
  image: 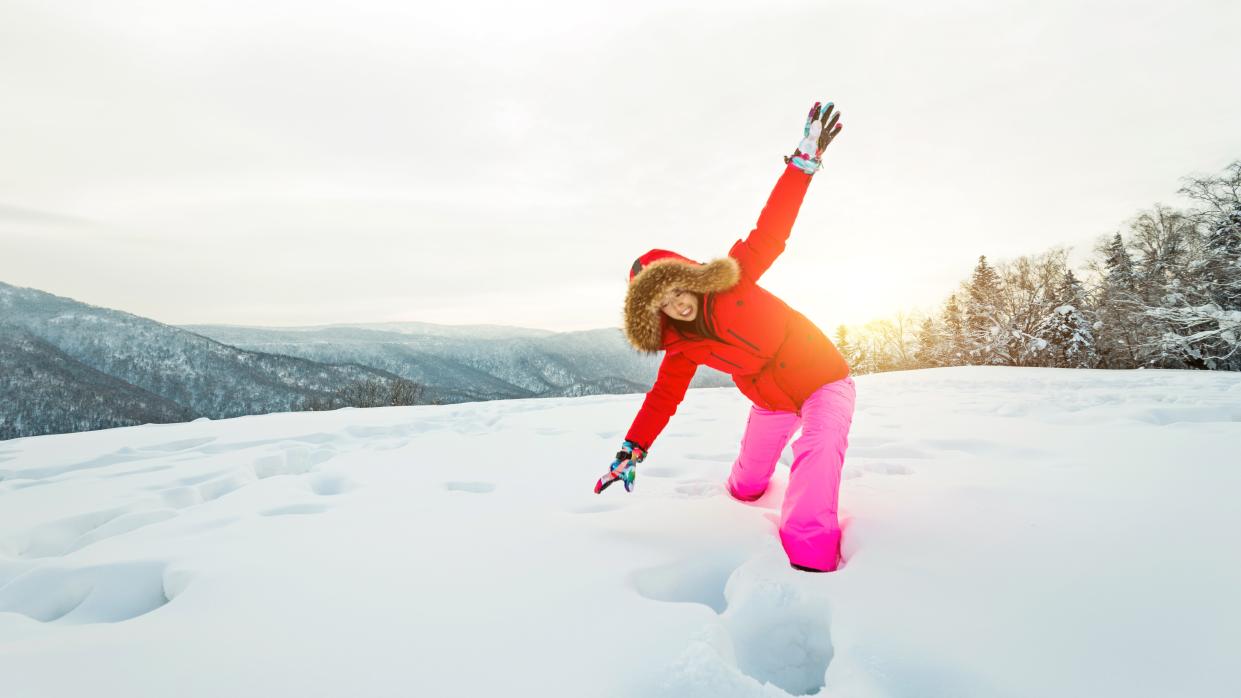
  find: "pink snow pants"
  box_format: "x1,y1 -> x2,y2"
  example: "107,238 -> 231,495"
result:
726,376 -> 856,571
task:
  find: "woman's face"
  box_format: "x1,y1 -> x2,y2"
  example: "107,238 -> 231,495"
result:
658,288 -> 698,322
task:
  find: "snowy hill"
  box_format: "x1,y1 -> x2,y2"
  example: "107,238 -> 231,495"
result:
1,367 -> 1238,697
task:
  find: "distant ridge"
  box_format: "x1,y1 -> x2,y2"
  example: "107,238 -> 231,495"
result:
0,281 -> 730,440
0,281 -> 416,440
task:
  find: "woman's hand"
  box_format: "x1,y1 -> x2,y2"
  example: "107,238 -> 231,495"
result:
785,101 -> 842,175
594,440 -> 647,493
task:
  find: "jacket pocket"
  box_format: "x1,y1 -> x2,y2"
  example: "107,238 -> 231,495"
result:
709,352 -> 745,370
726,328 -> 761,352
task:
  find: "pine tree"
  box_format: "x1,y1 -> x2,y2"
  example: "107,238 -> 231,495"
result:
914,317 -> 940,368
1104,232 -> 1137,293
834,325 -> 856,369
964,255 -> 1006,365
1093,232 -> 1142,368
1036,270 -> 1096,368
941,294 -> 966,366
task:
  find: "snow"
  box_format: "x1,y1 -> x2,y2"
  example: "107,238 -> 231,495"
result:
1,367 -> 1239,697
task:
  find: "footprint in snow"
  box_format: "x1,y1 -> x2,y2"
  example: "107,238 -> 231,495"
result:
0,560 -> 176,624
630,553 -> 745,614
260,502 -> 332,517
567,500 -> 626,514
847,443 -> 932,459
639,465 -> 690,479
10,506 -> 179,558
454,413 -> 503,434
2,479 -> 51,492
673,480 -> 725,498
721,561 -> 835,696
844,461 -> 915,478
444,481 -> 496,494
308,472 -> 360,496
252,445 -> 335,479
101,464 -> 175,479
197,468 -> 258,502
345,424 -> 416,439
18,449 -> 152,480
685,452 -> 736,463
139,437 -> 216,453
634,555 -> 836,697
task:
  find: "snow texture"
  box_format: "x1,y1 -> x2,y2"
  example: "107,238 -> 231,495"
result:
1,367 -> 1239,697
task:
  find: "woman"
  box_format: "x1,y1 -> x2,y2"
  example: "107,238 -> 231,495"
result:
594,101 -> 855,573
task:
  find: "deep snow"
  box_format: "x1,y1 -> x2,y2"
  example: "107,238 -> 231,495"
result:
1,367 -> 1239,697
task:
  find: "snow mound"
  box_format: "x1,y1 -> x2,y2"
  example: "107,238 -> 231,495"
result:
1,367 -> 1238,697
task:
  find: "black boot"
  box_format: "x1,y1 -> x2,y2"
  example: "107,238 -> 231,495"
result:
790,563 -> 829,573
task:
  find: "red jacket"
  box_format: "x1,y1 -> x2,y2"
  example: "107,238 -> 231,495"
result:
624,163 -> 850,450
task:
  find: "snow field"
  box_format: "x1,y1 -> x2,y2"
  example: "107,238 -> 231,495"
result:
0,367 -> 1239,697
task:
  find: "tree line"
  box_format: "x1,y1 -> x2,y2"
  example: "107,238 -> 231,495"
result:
837,160 -> 1241,373
300,377 -> 430,411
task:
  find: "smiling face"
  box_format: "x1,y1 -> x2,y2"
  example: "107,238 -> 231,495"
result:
658,288 -> 699,322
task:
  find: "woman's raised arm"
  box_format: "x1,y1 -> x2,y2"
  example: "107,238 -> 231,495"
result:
728,101 -> 843,284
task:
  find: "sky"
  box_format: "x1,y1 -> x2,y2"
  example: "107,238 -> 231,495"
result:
1,0 -> 1239,333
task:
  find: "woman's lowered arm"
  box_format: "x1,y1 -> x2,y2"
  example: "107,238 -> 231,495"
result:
624,350 -> 699,453
595,351 -> 698,494
728,101 -> 842,283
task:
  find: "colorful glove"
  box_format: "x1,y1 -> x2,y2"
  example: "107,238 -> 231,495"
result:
784,100 -> 843,175
594,440 -> 647,494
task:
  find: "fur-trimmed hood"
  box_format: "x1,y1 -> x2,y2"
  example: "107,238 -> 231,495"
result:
622,250 -> 741,353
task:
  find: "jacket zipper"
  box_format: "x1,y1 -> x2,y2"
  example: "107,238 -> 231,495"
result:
705,293 -> 718,338
727,327 -> 761,352
710,352 -> 744,369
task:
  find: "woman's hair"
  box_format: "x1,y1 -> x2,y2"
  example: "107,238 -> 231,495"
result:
667,291 -> 723,344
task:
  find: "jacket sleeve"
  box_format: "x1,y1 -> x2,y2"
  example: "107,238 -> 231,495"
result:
727,162 -> 814,283
624,350 -> 699,451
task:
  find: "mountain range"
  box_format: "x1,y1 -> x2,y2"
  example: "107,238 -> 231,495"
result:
0,281 -> 729,440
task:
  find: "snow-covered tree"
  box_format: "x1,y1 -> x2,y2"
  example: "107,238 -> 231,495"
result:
1117,196 -> 1241,368
1201,204 -> 1241,310
834,325 -> 859,370
1035,270 -> 1096,368
914,317 -> 940,368
1179,162 -> 1241,312
995,250 -> 1071,366
940,294 -> 967,366
964,255 -> 1008,365
1090,232 -> 1143,368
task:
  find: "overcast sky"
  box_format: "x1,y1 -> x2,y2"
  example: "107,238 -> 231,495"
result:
2,0 -> 1238,333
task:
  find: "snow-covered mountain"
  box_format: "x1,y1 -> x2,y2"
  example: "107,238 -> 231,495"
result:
0,281 -> 411,438
181,323 -> 733,400
0,326 -> 192,439
284,320 -> 559,340
0,281 -> 732,440
1,367 -> 1237,697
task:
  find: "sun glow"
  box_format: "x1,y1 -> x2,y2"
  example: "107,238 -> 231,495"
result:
763,255 -> 952,333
